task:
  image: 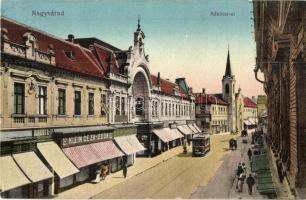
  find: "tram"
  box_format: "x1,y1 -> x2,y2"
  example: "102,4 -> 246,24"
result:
192,134 -> 210,156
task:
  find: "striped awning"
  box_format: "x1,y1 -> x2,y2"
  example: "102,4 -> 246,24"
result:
187,124 -> 199,133
13,152 -> 53,183
153,128 -> 173,143
63,140 -> 124,169
114,135 -> 145,155
192,124 -> 202,133
177,125 -> 193,135
153,128 -> 183,143
37,142 -> 79,179
169,128 -> 184,140
0,156 -> 30,192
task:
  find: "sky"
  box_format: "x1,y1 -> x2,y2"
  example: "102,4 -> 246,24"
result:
1,0 -> 265,97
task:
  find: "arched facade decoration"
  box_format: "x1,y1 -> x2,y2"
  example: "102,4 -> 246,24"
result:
131,66 -> 152,122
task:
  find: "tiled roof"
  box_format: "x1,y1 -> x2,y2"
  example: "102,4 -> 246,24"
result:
1,17 -> 105,79
194,93 -> 228,105
93,43 -> 120,75
74,37 -> 121,51
151,75 -> 188,98
244,97 -> 257,108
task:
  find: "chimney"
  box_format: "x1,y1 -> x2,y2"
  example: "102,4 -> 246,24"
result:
67,34 -> 74,43
202,88 -> 206,94
157,72 -> 161,86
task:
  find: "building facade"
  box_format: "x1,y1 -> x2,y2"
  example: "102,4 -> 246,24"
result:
195,90 -> 229,134
256,95 -> 267,117
194,50 -> 257,134
0,17 -> 199,197
253,1 -> 306,195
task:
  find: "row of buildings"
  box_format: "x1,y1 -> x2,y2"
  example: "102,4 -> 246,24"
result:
0,17 -> 260,198
0,17 -> 200,198
253,1 -> 306,197
194,50 -> 259,134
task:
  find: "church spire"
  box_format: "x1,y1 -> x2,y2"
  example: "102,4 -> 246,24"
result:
137,15 -> 141,31
225,46 -> 232,77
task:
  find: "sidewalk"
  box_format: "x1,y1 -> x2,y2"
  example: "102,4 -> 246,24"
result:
55,145 -> 191,199
229,135 -> 264,199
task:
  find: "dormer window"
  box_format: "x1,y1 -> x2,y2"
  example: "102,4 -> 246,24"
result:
30,40 -> 35,56
65,50 -> 75,60
23,32 -> 37,58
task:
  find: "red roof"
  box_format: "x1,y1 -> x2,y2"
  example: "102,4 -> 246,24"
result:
151,75 -> 188,98
244,97 -> 257,108
1,17 -> 105,79
93,43 -> 120,74
194,93 -> 228,105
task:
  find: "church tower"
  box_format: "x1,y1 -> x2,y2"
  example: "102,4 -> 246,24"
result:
222,48 -> 236,132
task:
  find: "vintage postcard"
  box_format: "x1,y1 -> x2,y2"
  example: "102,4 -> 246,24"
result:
0,0 -> 305,199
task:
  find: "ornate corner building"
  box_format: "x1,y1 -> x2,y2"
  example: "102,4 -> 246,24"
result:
253,1 -> 306,194
0,17 -> 200,198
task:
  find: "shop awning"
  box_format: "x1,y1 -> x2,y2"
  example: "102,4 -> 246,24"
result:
37,142 -> 79,179
0,156 -> 30,192
182,125 -> 195,135
153,128 -> 173,143
187,124 -> 199,133
192,124 -> 202,133
13,152 -> 53,183
169,128 -> 184,140
114,135 -> 145,155
63,140 -> 124,169
177,126 -> 193,135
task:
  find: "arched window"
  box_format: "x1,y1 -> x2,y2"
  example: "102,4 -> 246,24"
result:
225,84 -> 229,94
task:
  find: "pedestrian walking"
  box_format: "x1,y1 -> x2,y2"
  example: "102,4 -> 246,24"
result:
246,174 -> 255,195
237,171 -> 246,192
236,163 -> 243,189
123,164 -> 127,178
242,162 -> 247,173
101,164 -> 108,180
248,148 -> 253,161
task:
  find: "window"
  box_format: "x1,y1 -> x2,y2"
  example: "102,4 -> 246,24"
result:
172,104 -> 174,116
155,101 -> 158,116
88,93 -> 94,115
74,91 -> 81,115
30,41 -> 35,56
121,97 -> 125,115
14,83 -> 25,114
225,84 -> 229,94
101,93 -> 107,116
115,96 -> 120,115
169,104 -> 172,116
58,89 -> 66,115
135,97 -> 144,116
161,102 -> 164,116
38,86 -> 47,115
165,103 -> 168,116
